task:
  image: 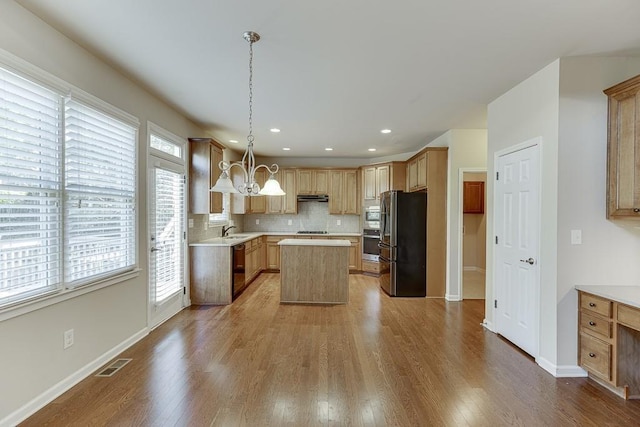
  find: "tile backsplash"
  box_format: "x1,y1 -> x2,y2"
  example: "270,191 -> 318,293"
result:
244,202 -> 360,233
187,213 -> 244,243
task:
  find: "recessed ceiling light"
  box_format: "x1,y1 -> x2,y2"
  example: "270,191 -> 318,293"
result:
368,148 -> 377,152
270,128 -> 281,133
325,148 -> 333,151
282,147 -> 291,151
380,129 -> 391,134
229,139 -> 238,143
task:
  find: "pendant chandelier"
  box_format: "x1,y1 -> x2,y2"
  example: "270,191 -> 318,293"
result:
210,31 -> 284,196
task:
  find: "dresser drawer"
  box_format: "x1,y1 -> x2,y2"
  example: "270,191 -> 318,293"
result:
580,311 -> 612,340
617,304 -> 640,331
580,333 -> 611,381
580,293 -> 612,318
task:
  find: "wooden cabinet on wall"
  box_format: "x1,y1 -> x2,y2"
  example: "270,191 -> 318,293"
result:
266,169 -> 297,214
362,162 -> 406,201
297,169 -> 329,195
189,138 -> 224,214
463,181 -> 485,214
604,74 -> 640,219
406,148 -> 448,297
329,169 -> 359,215
407,152 -> 427,192
230,168 -> 267,214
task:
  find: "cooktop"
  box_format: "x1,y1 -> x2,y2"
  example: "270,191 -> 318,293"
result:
296,231 -> 328,234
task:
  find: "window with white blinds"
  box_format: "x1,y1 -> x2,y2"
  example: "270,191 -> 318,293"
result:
0,60 -> 139,309
64,99 -> 137,286
0,67 -> 63,305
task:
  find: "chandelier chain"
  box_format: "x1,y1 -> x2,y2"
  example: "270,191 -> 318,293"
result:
247,37 -> 254,144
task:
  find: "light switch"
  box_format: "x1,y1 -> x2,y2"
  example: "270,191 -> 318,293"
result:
571,229 -> 582,245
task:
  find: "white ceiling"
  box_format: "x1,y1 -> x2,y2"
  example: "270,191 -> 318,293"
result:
16,0 -> 640,158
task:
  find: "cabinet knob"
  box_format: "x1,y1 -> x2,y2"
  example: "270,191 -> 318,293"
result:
589,353 -> 596,358
634,208 -> 640,213
589,302 -> 596,307
589,321 -> 596,326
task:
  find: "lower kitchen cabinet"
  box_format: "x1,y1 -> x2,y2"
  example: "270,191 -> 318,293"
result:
190,246 -> 232,305
244,237 -> 264,285
330,236 -> 360,272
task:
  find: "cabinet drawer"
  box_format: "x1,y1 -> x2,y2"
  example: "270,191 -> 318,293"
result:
362,260 -> 380,273
580,293 -> 612,318
580,333 -> 611,381
617,304 -> 640,331
580,312 -> 612,340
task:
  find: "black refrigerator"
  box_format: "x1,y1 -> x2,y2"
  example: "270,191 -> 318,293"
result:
378,190 -> 427,297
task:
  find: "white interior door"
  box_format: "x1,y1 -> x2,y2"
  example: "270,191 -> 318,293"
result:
148,163 -> 186,328
494,142 -> 540,356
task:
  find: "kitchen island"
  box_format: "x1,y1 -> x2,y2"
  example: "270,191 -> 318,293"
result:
278,238 -> 350,304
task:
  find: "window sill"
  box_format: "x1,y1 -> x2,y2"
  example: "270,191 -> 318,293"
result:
0,268 -> 141,323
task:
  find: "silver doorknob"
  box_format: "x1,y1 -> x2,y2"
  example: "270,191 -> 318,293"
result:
519,257 -> 535,265
150,247 -> 161,253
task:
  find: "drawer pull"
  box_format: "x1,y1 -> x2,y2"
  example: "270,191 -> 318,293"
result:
634,208 -> 640,213
589,302 -> 596,307
589,352 -> 596,358
588,321 -> 596,326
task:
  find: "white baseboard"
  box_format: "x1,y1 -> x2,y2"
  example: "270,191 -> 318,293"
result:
482,319 -> 495,332
536,356 -> 588,378
463,266 -> 486,273
445,293 -> 461,301
2,327 -> 149,427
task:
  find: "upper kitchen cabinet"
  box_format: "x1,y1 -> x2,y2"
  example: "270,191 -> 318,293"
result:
297,169 -> 330,195
230,167 -> 267,214
604,74 -> 640,219
266,168 -> 297,214
189,138 -> 224,214
362,162 -> 405,201
407,152 -> 427,191
463,181 -> 485,214
328,169 -> 359,215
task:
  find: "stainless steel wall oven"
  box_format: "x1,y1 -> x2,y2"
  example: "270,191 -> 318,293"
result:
362,228 -> 380,261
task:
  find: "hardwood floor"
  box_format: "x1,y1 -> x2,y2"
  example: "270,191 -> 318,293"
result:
23,273 -> 640,426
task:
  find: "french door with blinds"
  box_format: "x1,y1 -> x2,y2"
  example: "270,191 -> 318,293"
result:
148,128 -> 187,329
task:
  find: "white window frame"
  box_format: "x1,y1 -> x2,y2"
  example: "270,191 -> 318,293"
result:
0,48 -> 140,321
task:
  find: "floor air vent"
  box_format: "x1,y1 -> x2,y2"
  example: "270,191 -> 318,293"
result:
95,358 -> 132,377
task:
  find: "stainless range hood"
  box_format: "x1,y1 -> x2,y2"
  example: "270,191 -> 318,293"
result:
297,194 -> 329,202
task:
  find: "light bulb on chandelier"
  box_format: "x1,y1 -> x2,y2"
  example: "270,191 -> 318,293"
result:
210,31 -> 284,196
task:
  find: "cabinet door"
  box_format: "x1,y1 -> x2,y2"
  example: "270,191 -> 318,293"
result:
605,76 -> 640,218
282,169 -> 297,214
463,181 -> 485,213
343,170 -> 359,214
315,170 -> 330,195
376,165 -> 390,198
209,144 -> 223,213
297,170 -> 313,194
407,159 -> 418,191
329,171 -> 344,214
189,138 -> 224,214
248,169 -> 267,213
417,153 -> 427,189
266,170 -> 284,214
349,239 -> 360,270
363,167 -> 377,200
230,167 -> 247,214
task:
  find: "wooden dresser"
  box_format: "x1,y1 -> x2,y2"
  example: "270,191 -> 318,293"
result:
576,286 -> 640,399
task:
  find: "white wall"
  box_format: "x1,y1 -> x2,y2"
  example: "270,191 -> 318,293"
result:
0,2 -> 208,423
556,57 -> 640,367
442,129 -> 487,300
486,60 -> 560,367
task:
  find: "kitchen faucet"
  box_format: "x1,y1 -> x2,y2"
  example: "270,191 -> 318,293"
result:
221,225 -> 236,237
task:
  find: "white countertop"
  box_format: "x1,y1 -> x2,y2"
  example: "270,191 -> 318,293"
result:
189,232 -> 360,247
575,285 -> 640,309
278,238 -> 351,247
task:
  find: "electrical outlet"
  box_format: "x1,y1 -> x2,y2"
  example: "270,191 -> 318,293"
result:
203,221 -> 208,230
336,219 -> 341,226
63,329 -> 74,349
256,219 -> 260,225
288,219 -> 292,226
188,219 -> 194,228
571,229 -> 582,245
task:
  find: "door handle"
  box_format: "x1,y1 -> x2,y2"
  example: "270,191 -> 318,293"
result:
150,247 -> 161,253
519,257 -> 535,265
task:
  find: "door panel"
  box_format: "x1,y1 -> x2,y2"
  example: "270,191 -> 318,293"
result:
495,143 -> 540,357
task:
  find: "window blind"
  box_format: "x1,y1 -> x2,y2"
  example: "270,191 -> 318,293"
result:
151,167 -> 185,304
64,99 -> 136,285
0,67 -> 62,305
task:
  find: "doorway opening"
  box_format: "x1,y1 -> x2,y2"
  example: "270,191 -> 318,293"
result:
461,171 -> 487,300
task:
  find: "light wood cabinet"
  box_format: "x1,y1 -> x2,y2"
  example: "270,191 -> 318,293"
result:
329,169 -> 359,215
297,169 -> 329,195
463,181 -> 485,214
244,237 -> 264,285
190,246 -> 232,305
266,168 -> 297,214
406,152 -> 428,191
188,138 -> 224,214
578,290 -> 640,399
362,162 -> 405,201
265,235 -> 287,270
362,259 -> 381,276
604,74 -> 640,219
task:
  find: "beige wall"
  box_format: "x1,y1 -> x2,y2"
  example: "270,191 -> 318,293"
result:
463,172 -> 487,270
0,2 -> 208,422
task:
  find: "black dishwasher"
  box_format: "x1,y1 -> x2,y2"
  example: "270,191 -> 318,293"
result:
232,243 -> 245,297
